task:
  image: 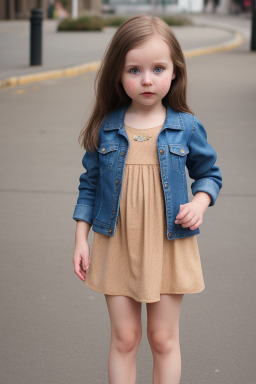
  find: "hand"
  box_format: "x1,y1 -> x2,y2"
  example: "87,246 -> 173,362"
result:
73,240 -> 90,282
175,192 -> 211,231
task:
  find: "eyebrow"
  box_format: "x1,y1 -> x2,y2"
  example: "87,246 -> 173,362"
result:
124,61 -> 169,68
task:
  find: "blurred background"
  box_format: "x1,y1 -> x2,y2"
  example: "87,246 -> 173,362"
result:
0,0 -> 253,20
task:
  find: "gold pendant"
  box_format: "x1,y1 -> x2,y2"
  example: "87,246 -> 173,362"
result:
132,134 -> 151,142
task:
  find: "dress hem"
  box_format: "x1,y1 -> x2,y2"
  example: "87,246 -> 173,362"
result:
84,280 -> 205,303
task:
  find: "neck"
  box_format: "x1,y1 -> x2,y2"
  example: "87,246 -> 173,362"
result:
127,101 -> 166,117
124,101 -> 167,129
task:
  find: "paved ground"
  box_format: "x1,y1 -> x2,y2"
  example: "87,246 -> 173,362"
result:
0,12 -> 255,384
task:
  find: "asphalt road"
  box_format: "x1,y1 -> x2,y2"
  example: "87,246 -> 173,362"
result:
0,14 -> 256,384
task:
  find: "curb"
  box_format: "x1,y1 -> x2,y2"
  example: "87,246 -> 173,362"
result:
184,31 -> 243,58
0,29 -> 243,89
0,61 -> 100,89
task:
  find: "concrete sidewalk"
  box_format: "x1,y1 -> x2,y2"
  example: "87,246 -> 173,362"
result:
0,13 -> 246,87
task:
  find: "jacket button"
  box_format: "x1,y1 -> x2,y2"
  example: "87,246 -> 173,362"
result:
102,148 -> 106,152
168,232 -> 172,238
108,228 -> 112,234
160,149 -> 164,155
112,211 -> 115,215
164,182 -> 168,188
115,179 -> 119,184
120,151 -> 125,156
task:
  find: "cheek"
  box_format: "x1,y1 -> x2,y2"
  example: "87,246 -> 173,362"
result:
122,77 -> 138,95
158,75 -> 173,93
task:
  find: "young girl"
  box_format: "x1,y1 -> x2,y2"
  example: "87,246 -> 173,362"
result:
72,15 -> 222,384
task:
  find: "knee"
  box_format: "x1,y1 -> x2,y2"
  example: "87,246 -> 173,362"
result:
114,328 -> 142,354
147,330 -> 179,355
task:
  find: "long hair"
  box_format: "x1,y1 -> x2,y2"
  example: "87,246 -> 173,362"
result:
78,14 -> 194,152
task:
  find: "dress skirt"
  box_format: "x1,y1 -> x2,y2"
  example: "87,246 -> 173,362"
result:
84,124 -> 205,303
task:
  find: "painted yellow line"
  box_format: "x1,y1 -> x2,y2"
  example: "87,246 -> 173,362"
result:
184,31 -> 243,58
13,89 -> 26,94
0,61 -> 100,88
0,31 -> 243,89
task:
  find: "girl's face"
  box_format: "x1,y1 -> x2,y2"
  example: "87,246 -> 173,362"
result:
121,34 -> 176,109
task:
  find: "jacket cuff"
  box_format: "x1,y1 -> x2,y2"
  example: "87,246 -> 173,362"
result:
191,178 -> 220,206
72,204 -> 94,224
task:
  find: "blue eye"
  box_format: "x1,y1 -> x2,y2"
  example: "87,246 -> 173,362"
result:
129,68 -> 139,75
154,66 -> 164,74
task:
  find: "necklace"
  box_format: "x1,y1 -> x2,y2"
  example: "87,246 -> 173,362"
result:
132,133 -> 151,142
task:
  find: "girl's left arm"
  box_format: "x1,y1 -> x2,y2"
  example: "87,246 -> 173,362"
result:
175,191 -> 212,230
175,116 -> 222,230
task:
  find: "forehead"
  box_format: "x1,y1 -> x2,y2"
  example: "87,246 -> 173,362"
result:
124,35 -> 172,63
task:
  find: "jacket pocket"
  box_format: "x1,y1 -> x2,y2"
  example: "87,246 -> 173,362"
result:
97,143 -> 119,173
168,144 -> 189,175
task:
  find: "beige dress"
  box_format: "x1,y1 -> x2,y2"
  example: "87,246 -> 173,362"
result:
84,124 -> 205,303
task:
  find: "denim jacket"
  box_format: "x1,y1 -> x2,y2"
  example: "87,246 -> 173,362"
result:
73,103 -> 222,240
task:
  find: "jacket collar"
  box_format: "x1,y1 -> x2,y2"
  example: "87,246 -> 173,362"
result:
103,103 -> 185,131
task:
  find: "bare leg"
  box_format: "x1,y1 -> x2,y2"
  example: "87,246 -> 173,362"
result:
146,294 -> 184,384
105,295 -> 142,384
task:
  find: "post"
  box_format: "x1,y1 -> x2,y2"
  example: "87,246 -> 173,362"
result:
72,0 -> 79,19
251,0 -> 256,51
30,9 -> 43,66
8,0 -> 15,19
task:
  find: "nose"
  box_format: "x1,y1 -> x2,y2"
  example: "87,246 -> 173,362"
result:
142,71 -> 153,86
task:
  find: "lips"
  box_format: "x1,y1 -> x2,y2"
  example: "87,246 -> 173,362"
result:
142,92 -> 154,95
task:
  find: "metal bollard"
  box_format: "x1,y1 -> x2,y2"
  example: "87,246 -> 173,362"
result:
251,0 -> 256,51
30,9 -> 43,66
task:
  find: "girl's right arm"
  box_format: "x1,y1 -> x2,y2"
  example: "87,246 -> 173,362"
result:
73,220 -> 92,281
72,148 -> 99,281
73,149 -> 99,224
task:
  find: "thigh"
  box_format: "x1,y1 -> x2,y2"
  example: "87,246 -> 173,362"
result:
146,294 -> 184,336
105,295 -> 142,333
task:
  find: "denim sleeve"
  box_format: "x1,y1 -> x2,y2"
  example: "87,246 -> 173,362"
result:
72,149 -> 99,224
186,116 -> 222,206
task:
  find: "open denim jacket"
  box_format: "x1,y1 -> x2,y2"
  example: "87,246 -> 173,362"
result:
73,103 -> 222,240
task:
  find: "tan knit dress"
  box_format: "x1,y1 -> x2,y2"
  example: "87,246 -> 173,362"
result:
84,124 -> 205,303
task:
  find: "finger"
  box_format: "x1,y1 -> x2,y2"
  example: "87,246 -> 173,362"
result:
176,205 -> 190,220
181,216 -> 199,228
189,219 -> 202,231
79,267 -> 86,279
74,260 -> 87,280
82,259 -> 89,271
74,267 -> 86,281
176,204 -> 187,217
175,211 -> 194,224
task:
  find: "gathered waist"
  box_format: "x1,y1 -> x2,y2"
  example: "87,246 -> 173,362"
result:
124,162 -> 160,166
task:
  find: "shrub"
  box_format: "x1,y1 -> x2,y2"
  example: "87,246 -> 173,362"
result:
57,15 -> 104,31
161,16 -> 193,26
102,15 -> 193,28
103,17 -> 127,27
57,14 -> 193,32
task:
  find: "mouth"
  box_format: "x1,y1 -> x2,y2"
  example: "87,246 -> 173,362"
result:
142,92 -> 154,95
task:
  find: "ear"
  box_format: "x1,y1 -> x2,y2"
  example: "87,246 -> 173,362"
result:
172,73 -> 176,80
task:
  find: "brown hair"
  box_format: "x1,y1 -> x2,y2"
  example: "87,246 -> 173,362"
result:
78,14 -> 194,152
